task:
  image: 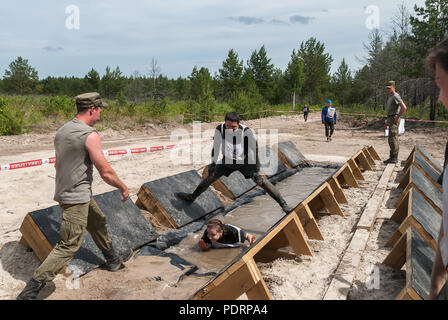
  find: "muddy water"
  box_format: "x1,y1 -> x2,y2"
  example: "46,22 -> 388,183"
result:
166,167 -> 337,277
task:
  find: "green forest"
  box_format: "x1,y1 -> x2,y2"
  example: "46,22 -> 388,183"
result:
0,0 -> 447,135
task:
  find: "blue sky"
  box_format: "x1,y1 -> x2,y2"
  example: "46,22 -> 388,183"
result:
0,0 -> 426,79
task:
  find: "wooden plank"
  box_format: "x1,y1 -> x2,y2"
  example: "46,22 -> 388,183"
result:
414,161 -> 442,193
202,166 -> 235,199
383,231 -> 407,269
390,188 -> 411,224
367,145 -> 381,161
19,236 -> 30,249
415,145 -> 443,173
283,215 -> 313,256
395,183 -> 413,209
355,151 -> 373,171
363,147 -> 376,167
328,177 -> 348,204
198,262 -> 257,300
397,166 -> 411,190
295,204 -> 324,240
348,159 -> 365,181
323,229 -> 370,300
403,150 -> 416,174
386,215 -> 413,248
320,184 -> 345,216
341,165 -> 360,188
137,186 -> 178,229
277,149 -> 294,169
396,287 -> 413,300
245,259 -> 272,300
19,215 -> 53,262
357,163 -> 395,230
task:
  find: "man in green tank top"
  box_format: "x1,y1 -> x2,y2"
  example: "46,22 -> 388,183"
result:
384,81 -> 407,164
17,93 -> 130,300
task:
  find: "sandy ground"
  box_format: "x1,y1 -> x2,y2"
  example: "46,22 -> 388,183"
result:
0,111 -> 446,300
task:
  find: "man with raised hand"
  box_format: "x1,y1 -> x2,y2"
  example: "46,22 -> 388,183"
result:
17,92 -> 130,300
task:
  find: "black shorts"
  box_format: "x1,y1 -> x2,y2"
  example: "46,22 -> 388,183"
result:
211,163 -> 259,180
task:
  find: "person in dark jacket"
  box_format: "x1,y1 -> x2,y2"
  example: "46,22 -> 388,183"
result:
321,100 -> 337,142
176,112 -> 293,214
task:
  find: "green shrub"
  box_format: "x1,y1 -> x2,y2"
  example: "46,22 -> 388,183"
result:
0,98 -> 25,135
42,95 -> 75,117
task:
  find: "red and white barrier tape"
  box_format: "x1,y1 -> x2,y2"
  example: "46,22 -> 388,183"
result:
0,137 -> 212,173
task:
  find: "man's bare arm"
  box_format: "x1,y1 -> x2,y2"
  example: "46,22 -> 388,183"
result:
85,132 -> 129,202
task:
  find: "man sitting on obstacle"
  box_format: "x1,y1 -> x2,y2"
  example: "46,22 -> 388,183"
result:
176,111 -> 294,214
198,218 -> 256,250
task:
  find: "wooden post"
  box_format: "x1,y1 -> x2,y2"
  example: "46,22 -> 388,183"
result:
137,186 -> 178,229
390,189 -> 411,224
328,177 -> 348,204
320,185 -> 345,216
397,166 -> 411,190
367,145 -> 381,161
340,165 -> 360,188
355,152 -> 373,171
348,158 -> 365,181
295,204 -> 324,240
383,231 -> 407,269
362,148 -> 376,167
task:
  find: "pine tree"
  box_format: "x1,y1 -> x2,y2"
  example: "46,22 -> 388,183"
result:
219,49 -> 243,100
3,57 -> 39,94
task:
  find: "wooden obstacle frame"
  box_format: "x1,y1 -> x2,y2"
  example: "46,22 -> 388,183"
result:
384,227 -> 435,300
402,148 -> 442,192
189,146 -> 380,300
395,165 -> 442,215
383,146 -> 443,300
385,187 -> 439,251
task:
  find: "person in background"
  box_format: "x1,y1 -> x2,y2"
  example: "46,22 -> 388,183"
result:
198,218 -> 256,251
383,81 -> 407,164
321,100 -> 337,142
303,105 -> 310,122
427,37 -> 448,300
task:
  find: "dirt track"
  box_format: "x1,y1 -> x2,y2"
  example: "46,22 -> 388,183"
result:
0,111 -> 446,300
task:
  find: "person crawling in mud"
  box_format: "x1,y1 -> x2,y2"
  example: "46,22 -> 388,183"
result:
176,111 -> 293,214
198,218 -> 256,251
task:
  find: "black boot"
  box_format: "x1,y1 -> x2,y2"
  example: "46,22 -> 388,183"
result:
175,192 -> 196,202
384,154 -> 398,164
16,278 -> 46,300
280,201 -> 294,214
259,178 -> 294,214
102,247 -> 131,272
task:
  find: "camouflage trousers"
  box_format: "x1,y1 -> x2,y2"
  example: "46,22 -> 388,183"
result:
33,199 -> 112,282
387,116 -> 399,157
